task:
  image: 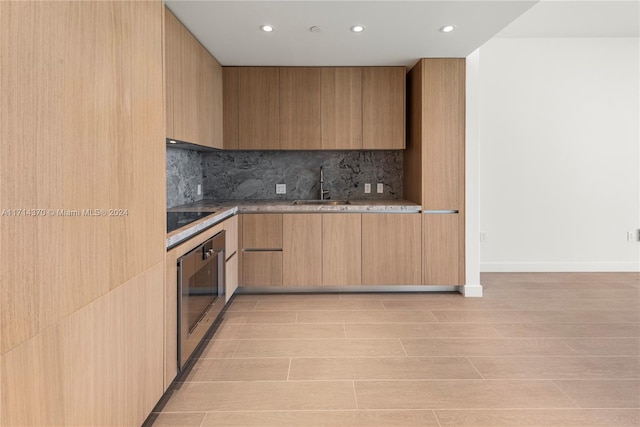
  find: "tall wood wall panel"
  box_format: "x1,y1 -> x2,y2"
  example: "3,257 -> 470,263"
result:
1,264 -> 164,426
0,1 -> 165,424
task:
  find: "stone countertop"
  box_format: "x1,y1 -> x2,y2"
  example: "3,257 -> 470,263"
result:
167,199 -> 421,248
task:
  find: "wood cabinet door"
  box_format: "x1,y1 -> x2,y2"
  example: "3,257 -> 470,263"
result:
242,214 -> 283,249
421,59 -> 465,210
362,214 -> 421,285
238,67 -> 280,149
176,23 -> 201,145
321,67 -> 363,149
283,214 -> 322,286
242,252 -> 283,286
164,8 -> 182,139
223,67 -> 239,149
362,67 -> 406,149
423,213 -> 462,285
226,254 -> 239,301
322,214 -> 362,286
201,50 -> 223,149
165,8 -> 222,149
223,215 -> 239,259
280,67 -> 322,150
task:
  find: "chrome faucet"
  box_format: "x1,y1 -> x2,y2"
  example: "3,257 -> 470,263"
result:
320,167 -> 329,200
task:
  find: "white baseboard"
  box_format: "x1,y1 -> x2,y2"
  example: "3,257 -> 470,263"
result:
461,284 -> 483,297
481,262 -> 640,272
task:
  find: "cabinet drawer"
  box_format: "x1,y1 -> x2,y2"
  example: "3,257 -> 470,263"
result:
242,214 -> 283,249
242,251 -> 283,287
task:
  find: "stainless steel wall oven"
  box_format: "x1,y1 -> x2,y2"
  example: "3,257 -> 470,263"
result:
177,230 -> 225,370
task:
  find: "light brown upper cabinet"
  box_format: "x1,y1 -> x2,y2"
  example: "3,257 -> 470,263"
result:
165,8 -> 222,149
361,214 -> 422,286
280,68 -> 322,150
321,67 -> 363,149
200,45 -> 223,149
164,8 -> 181,140
223,67 -> 239,149
238,67 -> 280,149
405,59 -> 465,210
362,67 -> 406,149
223,66 -> 404,150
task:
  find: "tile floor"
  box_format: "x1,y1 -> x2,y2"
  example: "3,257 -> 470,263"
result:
150,273 -> 640,426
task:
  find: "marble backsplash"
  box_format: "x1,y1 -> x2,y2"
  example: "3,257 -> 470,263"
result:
201,151 -> 403,201
167,146 -> 204,208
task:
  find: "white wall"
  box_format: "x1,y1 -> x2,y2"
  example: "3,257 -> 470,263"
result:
478,38 -> 640,272
464,49 -> 483,295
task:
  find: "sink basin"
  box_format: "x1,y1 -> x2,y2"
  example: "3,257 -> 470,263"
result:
292,200 -> 351,206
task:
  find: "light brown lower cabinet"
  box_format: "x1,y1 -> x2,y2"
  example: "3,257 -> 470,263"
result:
242,213 -> 283,249
242,251 -> 283,286
238,212 -> 460,288
226,253 -> 239,301
241,213 -> 283,287
224,214 -> 239,258
322,214 -> 362,285
362,214 -> 422,285
423,213 -> 462,285
283,214 -> 323,286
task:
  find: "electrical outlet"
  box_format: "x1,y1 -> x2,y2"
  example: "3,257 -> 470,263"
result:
276,184 -> 286,195
627,231 -> 636,241
197,184 -> 202,196
480,232 -> 487,242
377,183 -> 384,193
364,183 -> 371,194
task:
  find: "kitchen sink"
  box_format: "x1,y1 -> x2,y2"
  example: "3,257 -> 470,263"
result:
292,200 -> 351,206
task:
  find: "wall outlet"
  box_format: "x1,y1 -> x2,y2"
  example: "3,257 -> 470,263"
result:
627,231 -> 637,241
377,183 -> 384,193
480,232 -> 487,242
276,184 -> 286,195
364,183 -> 371,194
197,184 -> 202,196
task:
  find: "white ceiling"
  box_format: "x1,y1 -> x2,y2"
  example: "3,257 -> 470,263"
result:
497,0 -> 640,38
165,0 -> 538,67
166,1 -> 639,67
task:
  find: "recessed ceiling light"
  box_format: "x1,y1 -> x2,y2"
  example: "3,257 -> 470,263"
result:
260,24 -> 275,32
440,25 -> 456,33
351,25 -> 365,33
309,26 -> 321,33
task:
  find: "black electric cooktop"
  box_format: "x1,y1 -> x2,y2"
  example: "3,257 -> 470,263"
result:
167,211 -> 216,233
